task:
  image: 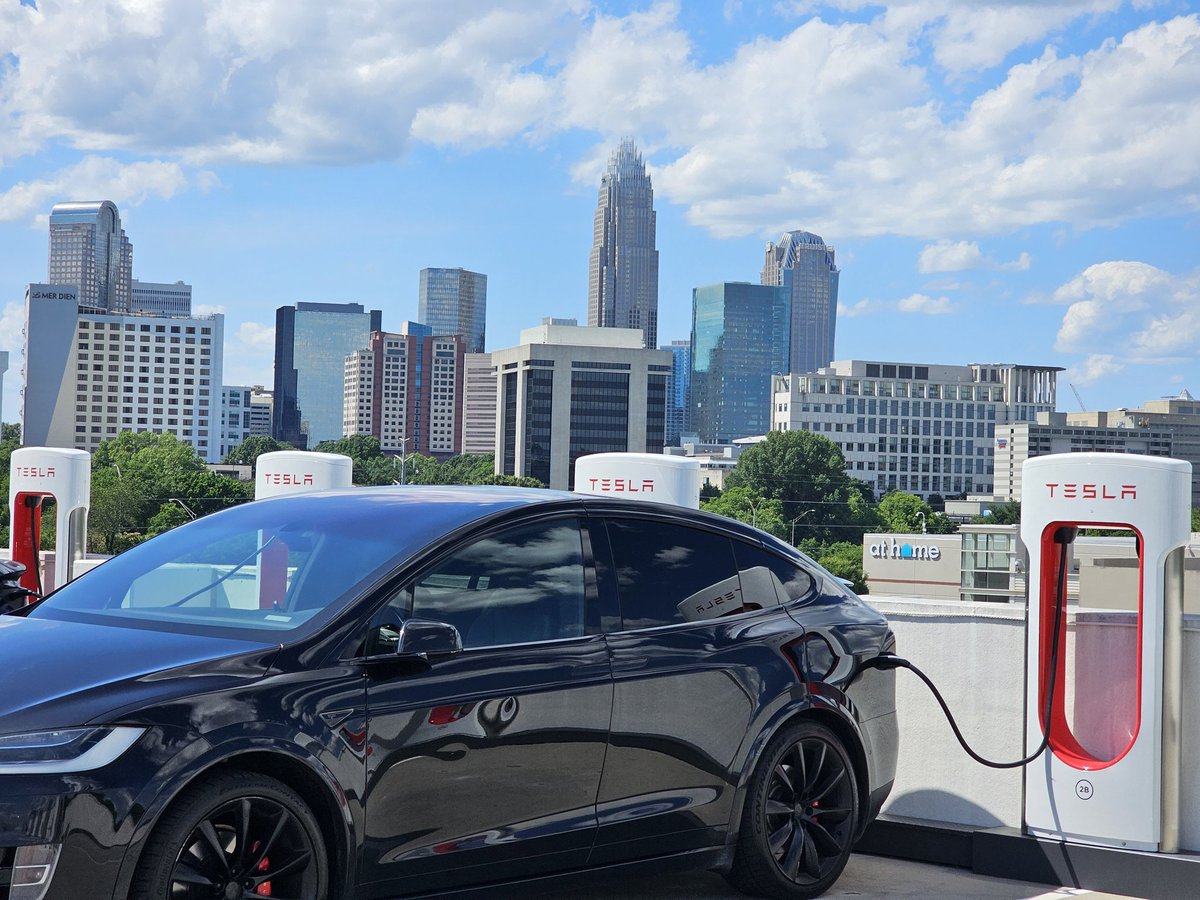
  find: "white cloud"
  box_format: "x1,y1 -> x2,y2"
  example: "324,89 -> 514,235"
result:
0,302 -> 23,353
1064,353 -> 1125,386
194,304 -> 227,317
236,321 -> 275,349
918,241 -> 1032,273
0,157 -> 190,224
0,3 -> 1196,243
1052,261 -> 1199,362
918,240 -> 984,273
897,293 -> 953,315
837,298 -> 885,318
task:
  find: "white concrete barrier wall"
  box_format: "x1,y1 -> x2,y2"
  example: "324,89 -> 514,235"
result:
869,597 -> 1200,852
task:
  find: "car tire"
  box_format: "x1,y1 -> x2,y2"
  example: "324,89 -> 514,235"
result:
727,720 -> 860,899
130,769 -> 329,900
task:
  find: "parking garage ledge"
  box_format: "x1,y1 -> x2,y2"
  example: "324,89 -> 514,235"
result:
858,814 -> 1200,900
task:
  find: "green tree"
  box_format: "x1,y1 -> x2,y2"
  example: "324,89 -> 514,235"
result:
1191,508 -> 1200,533
222,435 -> 290,470
973,500 -> 1021,525
146,502 -> 194,537
701,486 -> 787,540
726,431 -> 853,542
89,468 -> 148,554
313,434 -> 384,464
817,542 -> 868,594
1,423 -> 19,442
878,492 -> 931,533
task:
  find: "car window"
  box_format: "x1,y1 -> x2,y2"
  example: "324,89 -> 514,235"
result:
374,518 -> 588,651
732,541 -> 817,607
604,519 -> 742,630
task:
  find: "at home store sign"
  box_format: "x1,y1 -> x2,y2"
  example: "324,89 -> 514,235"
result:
869,538 -> 942,561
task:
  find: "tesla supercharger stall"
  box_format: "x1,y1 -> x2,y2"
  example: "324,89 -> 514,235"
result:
8,447 -> 91,596
254,451 -> 353,609
1021,453 -> 1191,852
573,452 -> 701,508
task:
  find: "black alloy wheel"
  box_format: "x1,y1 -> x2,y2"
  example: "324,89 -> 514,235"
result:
728,721 -> 859,899
132,771 -> 328,900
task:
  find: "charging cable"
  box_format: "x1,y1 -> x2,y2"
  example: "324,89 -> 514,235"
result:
867,530 -> 1072,770
25,496 -> 44,599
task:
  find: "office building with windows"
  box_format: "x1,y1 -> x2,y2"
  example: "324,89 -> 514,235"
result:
994,412 -> 1174,502
690,283 -> 790,444
661,339 -> 691,446
131,279 -> 192,316
762,231 -> 838,375
343,328 -> 466,458
273,302 -> 382,449
248,388 -> 273,437
220,386 -> 254,459
462,353 -> 498,457
588,139 -> 659,349
418,268 -> 487,353
47,200 -> 133,313
772,360 -> 1062,498
23,283 -> 224,463
492,323 -> 672,490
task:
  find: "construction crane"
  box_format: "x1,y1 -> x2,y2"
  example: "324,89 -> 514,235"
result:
1069,383 -> 1086,412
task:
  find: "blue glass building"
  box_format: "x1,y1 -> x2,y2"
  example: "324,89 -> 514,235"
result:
660,339 -> 691,446
418,268 -> 487,353
273,302 -> 382,448
761,231 -> 839,375
690,283 -> 790,443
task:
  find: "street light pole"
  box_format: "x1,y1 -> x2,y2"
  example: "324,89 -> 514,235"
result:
917,510 -> 927,534
790,509 -> 813,545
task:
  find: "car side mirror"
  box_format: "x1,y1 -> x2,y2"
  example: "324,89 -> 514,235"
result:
395,618 -> 463,660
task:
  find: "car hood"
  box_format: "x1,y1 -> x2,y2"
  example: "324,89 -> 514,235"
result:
0,613 -> 278,733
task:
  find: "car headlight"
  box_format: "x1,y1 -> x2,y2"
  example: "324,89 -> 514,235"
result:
0,727 -> 145,774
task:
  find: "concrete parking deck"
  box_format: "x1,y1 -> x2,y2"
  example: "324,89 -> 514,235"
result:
523,853 -> 1144,899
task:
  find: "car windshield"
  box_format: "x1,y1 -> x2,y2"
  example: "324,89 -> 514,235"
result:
28,494 -> 421,639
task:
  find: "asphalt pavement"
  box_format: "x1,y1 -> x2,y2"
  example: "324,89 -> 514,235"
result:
520,852 -> 1144,899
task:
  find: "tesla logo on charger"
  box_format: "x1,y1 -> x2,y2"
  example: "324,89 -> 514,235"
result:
586,477 -> 655,494
261,472 -> 315,486
869,539 -> 941,561
1044,482 -> 1137,500
13,466 -> 55,479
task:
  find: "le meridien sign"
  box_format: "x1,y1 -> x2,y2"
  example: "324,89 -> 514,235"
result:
869,538 -> 942,561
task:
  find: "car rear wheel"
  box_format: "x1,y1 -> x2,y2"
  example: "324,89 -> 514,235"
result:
728,720 -> 859,899
131,769 -> 328,900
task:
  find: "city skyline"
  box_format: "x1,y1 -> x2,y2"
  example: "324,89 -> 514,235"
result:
0,3 -> 1197,427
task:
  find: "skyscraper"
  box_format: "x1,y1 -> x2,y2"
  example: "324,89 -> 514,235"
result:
690,282 -> 790,443
273,302 -> 382,449
48,200 -> 133,313
762,231 -> 839,375
588,139 -> 659,349
418,267 -> 487,353
661,339 -> 692,446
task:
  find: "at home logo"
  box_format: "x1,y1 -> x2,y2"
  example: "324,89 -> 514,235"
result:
869,538 -> 942,561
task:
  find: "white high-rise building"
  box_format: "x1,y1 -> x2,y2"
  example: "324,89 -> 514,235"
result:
131,279 -> 192,316
772,360 -> 1061,498
462,353 -> 497,457
220,386 -> 254,459
23,283 -> 224,463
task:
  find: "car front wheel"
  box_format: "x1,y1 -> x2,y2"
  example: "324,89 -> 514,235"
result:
728,720 -> 860,899
131,769 -> 329,900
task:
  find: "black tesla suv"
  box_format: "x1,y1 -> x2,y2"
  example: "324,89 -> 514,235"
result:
0,486 -> 897,899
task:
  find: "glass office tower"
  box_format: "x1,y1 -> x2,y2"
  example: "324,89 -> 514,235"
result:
690,283 -> 790,443
661,339 -> 692,446
48,200 -> 133,313
418,267 -> 487,353
762,231 -> 839,375
273,302 -> 382,448
588,138 -> 659,349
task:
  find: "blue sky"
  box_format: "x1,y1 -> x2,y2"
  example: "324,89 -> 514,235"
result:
1,0 -> 1198,424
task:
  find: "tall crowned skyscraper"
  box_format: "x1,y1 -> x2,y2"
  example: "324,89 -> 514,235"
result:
48,200 -> 133,313
418,267 -> 487,353
762,231 -> 839,374
588,138 -> 659,349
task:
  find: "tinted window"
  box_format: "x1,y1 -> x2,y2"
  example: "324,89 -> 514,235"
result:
732,541 -> 817,607
404,519 -> 587,649
605,519 -> 740,629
